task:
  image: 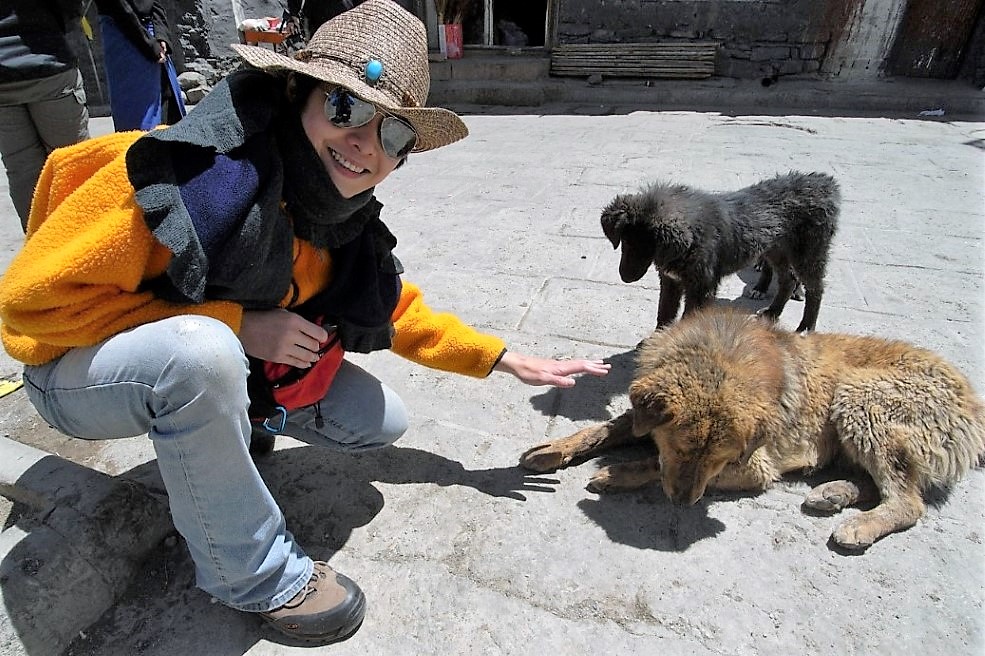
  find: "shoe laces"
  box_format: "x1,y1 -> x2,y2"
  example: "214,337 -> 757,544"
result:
281,566 -> 329,610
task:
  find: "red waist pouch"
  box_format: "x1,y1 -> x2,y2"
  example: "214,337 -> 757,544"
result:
263,330 -> 344,410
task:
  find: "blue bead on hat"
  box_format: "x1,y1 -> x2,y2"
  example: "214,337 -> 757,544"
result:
365,59 -> 383,86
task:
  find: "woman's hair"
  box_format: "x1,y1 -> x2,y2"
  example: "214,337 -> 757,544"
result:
285,72 -> 320,110
284,72 -> 408,169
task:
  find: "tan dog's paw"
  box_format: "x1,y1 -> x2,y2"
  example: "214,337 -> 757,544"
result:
586,467 -> 621,493
831,514 -> 881,551
586,458 -> 661,493
804,480 -> 863,513
519,443 -> 574,472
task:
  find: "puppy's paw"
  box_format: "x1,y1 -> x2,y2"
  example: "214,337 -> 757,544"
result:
803,480 -> 862,513
744,288 -> 768,301
519,443 -> 573,472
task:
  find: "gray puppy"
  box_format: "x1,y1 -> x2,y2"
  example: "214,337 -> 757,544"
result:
601,171 -> 839,333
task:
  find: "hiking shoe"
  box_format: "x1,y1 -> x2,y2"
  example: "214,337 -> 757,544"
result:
260,561 -> 366,644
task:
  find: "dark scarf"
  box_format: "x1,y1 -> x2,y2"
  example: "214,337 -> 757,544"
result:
275,111 -> 375,249
126,68 -> 402,352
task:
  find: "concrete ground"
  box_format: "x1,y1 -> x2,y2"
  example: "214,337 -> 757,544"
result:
1,81 -> 984,655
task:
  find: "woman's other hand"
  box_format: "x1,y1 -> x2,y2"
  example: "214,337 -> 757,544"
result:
493,352 -> 610,388
239,309 -> 329,367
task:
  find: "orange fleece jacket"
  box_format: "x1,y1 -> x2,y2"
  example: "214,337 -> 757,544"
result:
0,132 -> 505,377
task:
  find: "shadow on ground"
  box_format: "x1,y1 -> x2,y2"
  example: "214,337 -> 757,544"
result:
577,484 -> 727,551
4,443 -> 561,655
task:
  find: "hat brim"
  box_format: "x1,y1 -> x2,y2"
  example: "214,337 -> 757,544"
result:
230,43 -> 468,153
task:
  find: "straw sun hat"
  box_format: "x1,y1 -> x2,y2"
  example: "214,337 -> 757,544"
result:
230,0 -> 468,153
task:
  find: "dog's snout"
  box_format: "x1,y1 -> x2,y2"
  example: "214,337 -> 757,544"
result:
619,259 -> 649,283
684,488 -> 704,506
671,490 -> 691,505
663,461 -> 708,506
666,484 -> 701,505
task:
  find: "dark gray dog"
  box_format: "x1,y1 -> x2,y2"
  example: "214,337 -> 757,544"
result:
600,171 -> 839,332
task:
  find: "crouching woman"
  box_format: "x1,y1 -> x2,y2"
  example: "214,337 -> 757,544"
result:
0,0 -> 608,646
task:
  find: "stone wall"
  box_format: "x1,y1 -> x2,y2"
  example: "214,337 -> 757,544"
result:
71,0 -> 985,103
557,0 -> 889,82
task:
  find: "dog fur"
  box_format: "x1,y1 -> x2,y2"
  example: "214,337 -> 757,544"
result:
520,308 -> 985,551
600,171 -> 839,332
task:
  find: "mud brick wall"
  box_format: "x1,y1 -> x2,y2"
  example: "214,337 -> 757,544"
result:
557,0 -> 844,81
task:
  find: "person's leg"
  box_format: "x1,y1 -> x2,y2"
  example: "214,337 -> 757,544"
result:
22,316 -> 311,611
278,359 -> 409,450
0,69 -> 89,229
31,68 -> 90,152
0,102 -> 43,226
99,15 -> 163,131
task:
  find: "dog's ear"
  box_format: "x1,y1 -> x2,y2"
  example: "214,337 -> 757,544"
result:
734,416 -> 764,465
629,381 -> 673,436
600,203 -> 627,249
738,433 -> 764,465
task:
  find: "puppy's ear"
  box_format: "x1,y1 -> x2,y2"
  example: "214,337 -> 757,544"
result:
629,381 -> 673,436
600,204 -> 627,249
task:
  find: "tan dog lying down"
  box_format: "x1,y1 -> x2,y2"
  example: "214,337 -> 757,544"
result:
520,308 -> 985,551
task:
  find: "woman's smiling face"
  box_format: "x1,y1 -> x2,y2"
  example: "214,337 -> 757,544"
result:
300,87 -> 402,198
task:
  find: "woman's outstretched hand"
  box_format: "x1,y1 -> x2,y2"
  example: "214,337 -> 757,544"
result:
493,352 -> 611,388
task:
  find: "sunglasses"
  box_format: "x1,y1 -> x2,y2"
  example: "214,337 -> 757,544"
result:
324,88 -> 418,160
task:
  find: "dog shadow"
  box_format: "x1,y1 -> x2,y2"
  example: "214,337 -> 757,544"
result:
727,264 -> 808,312
718,266 -> 775,314
733,265 -> 765,296
576,479 -> 726,552
528,349 -> 639,421
578,491 -> 727,552
546,444 -> 725,552
570,452 -> 947,555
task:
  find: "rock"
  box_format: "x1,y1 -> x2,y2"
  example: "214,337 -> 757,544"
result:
184,85 -> 210,104
177,71 -> 208,91
181,58 -> 222,85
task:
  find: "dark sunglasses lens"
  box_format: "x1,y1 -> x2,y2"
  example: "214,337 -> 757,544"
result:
326,89 -> 376,127
380,117 -> 417,159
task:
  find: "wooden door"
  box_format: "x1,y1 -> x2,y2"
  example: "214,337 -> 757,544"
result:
886,0 -> 985,77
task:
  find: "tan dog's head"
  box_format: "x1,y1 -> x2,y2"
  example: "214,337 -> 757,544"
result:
629,311 -> 784,504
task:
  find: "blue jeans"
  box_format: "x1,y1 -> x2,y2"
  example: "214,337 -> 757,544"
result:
21,315 -> 407,611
